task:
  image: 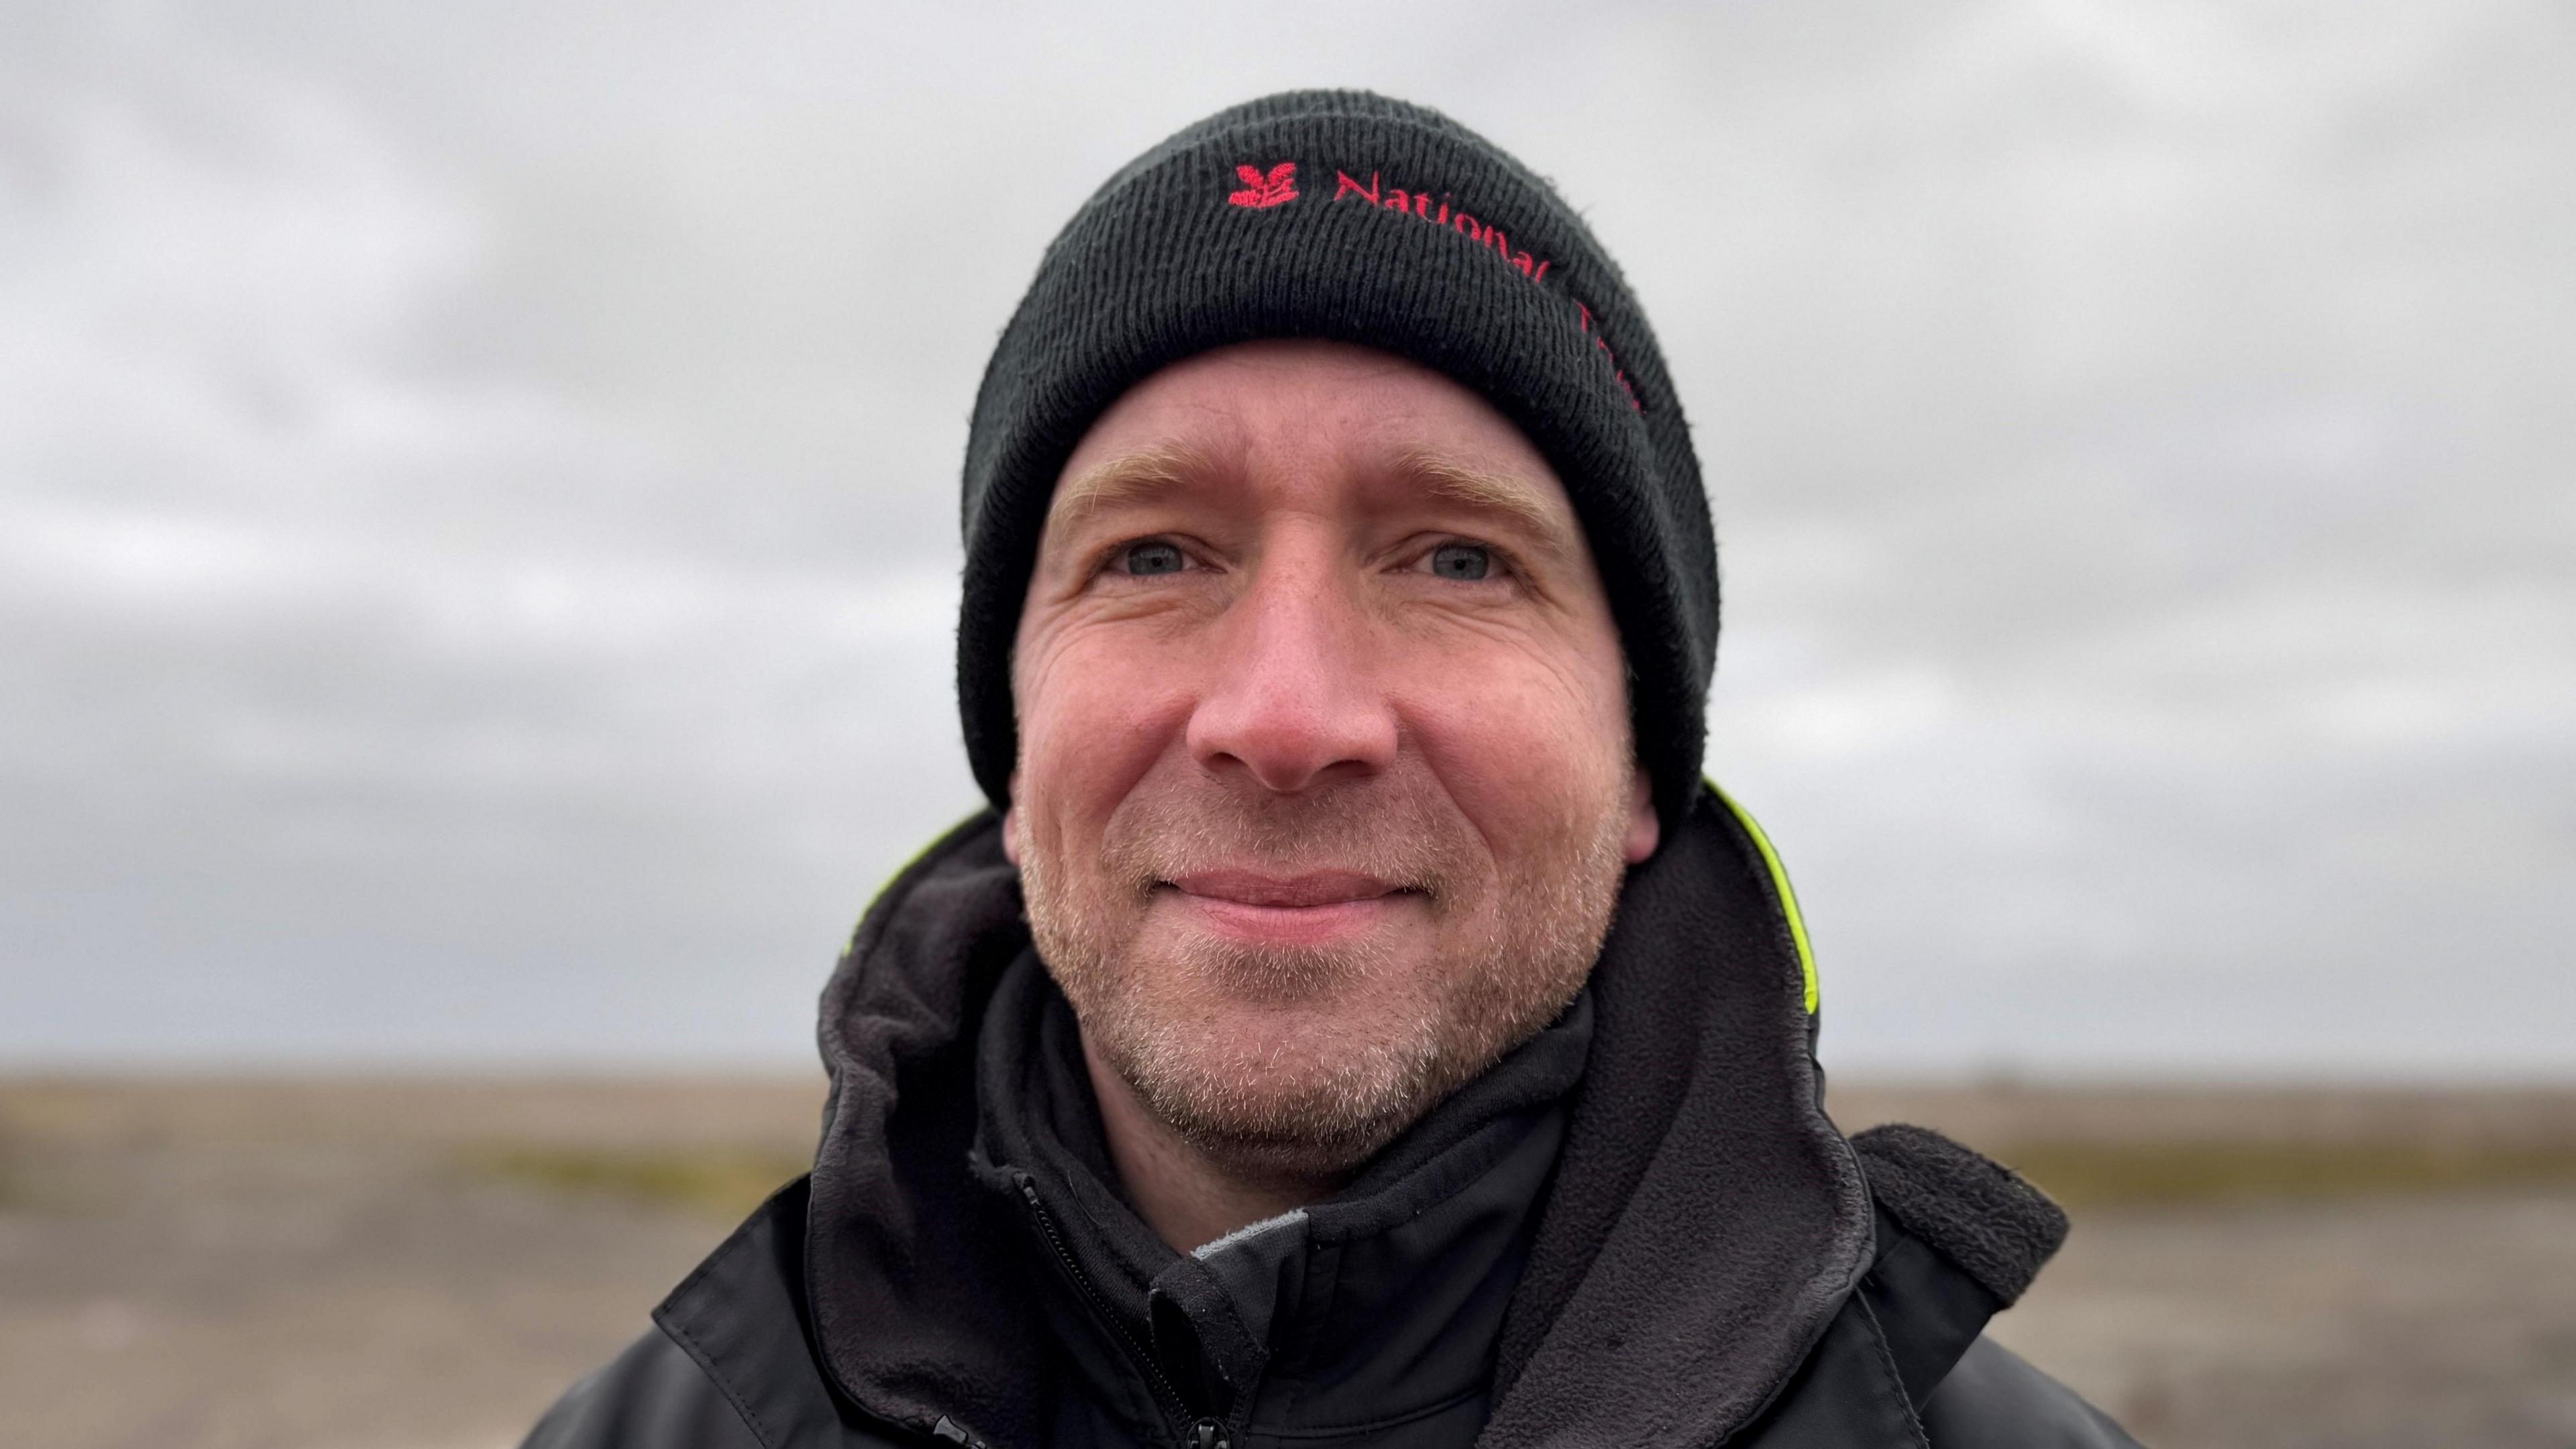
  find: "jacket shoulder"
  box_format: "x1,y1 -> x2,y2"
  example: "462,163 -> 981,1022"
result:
521,1326 -> 767,1449
522,1177 -> 924,1449
1920,1338 -> 2144,1449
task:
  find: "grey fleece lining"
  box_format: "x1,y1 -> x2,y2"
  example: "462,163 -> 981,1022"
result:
805,814 -> 1044,1445
1191,1209 -> 1309,1261
1851,1124 -> 2069,1306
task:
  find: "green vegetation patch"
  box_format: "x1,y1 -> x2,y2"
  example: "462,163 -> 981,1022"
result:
2001,1139 -> 2576,1210
0,1126 -> 39,1210
463,1142 -> 810,1221
458,1136 -> 2576,1220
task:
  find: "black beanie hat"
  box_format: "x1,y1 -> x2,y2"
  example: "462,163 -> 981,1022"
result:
957,89 -> 1717,833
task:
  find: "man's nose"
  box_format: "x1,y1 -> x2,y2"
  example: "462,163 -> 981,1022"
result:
1185,557 -> 1399,795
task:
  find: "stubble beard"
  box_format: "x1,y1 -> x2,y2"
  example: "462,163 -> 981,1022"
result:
1018,770 -> 1634,1182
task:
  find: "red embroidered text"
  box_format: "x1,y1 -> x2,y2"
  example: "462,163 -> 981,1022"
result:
1332,169 -> 1638,411
1332,170 -> 1552,285
1229,162 -> 1299,209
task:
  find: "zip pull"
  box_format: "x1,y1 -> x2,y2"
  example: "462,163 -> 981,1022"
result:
1187,1419 -> 1229,1449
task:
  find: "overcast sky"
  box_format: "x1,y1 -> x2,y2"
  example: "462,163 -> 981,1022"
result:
4,1 -> 2570,1076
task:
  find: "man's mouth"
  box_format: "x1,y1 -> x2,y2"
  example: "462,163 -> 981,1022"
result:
1158,870 -> 1421,947
1165,869 -> 1406,907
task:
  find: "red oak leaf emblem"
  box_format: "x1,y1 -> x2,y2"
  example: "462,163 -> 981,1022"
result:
1228,161 -> 1298,209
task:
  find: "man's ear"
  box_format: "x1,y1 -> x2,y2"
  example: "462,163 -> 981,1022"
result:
1622,768 -> 1659,864
1000,772 -> 1021,866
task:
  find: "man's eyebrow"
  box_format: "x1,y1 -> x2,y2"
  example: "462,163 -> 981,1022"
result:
1389,449 -> 1578,566
1041,441 -> 1579,566
1042,441 -> 1228,555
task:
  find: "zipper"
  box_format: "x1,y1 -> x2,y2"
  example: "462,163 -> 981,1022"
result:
1016,1177 -> 1224,1449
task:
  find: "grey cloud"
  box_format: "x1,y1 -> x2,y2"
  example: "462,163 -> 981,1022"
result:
3,1 -> 2568,1072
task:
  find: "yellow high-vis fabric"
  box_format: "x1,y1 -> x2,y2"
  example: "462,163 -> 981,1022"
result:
1709,784 -> 1821,1016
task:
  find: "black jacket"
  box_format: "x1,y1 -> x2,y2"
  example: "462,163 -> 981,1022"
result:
525,788 -> 2141,1449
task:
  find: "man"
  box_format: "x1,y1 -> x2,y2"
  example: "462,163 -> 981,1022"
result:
525,92 -> 2139,1448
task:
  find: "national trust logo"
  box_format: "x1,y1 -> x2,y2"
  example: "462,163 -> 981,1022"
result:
1217,154 -> 1639,410
1227,161 -> 1299,209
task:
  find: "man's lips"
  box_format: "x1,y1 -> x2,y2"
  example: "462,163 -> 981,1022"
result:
1159,870 -> 1419,946
1164,869 -> 1407,908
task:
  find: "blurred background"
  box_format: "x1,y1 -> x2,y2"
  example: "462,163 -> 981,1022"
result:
3,2 -> 2571,1446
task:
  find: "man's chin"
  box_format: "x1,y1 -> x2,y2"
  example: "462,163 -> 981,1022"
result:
1141,1080 -> 1424,1183
1102,1010 -> 1445,1177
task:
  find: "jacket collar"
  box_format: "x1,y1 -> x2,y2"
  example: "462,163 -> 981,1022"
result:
970,947 -> 1591,1443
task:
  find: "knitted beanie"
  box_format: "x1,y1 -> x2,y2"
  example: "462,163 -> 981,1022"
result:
957,89 -> 1717,833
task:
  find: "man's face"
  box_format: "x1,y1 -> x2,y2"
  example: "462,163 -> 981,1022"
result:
1006,339 -> 1657,1177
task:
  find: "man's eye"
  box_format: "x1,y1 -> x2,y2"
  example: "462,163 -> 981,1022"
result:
1119,541 -> 1187,576
1428,543 -> 1493,581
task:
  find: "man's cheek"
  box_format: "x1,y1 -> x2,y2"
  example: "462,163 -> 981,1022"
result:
1407,663 -> 1611,798
1026,659 -> 1182,841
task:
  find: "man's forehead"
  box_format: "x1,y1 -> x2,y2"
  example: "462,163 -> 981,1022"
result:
1041,344 -> 1578,549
